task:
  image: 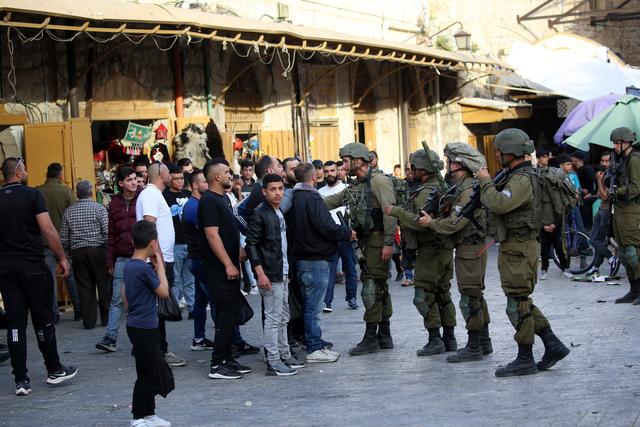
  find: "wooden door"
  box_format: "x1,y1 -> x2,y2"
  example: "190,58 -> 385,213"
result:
24,122 -> 69,187
310,125 -> 339,161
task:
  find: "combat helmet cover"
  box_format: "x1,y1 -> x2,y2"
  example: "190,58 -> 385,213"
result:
410,149 -> 443,172
443,142 -> 487,173
339,142 -> 371,161
493,128 -> 534,156
610,127 -> 636,143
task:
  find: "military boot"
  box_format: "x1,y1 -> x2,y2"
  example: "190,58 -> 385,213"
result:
377,318 -> 394,349
615,280 -> 640,304
495,344 -> 538,377
631,281 -> 640,305
481,324 -> 493,355
417,328 -> 445,356
446,331 -> 483,363
442,326 -> 457,352
349,323 -> 380,356
536,327 -> 570,370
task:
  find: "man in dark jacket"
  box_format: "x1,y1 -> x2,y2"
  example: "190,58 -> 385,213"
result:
96,166 -> 140,352
246,174 -> 303,376
286,163 -> 354,363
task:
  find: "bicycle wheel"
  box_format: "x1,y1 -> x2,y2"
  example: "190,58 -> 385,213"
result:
552,230 -> 595,275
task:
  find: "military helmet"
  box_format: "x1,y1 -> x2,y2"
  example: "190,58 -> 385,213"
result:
443,142 -> 486,173
610,127 -> 636,143
339,142 -> 371,161
410,149 -> 443,172
493,128 -> 534,156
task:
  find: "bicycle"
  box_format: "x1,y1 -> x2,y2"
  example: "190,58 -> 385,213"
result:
552,210 -> 595,275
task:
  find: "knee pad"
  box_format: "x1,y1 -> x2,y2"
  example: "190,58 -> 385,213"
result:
505,297 -> 519,328
413,288 -> 435,318
620,246 -> 639,272
361,280 -> 376,310
459,294 -> 470,320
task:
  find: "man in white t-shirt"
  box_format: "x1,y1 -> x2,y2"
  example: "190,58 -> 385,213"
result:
318,161 -> 359,311
135,162 -> 187,367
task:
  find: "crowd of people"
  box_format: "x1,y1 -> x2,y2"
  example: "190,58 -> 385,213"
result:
0,125 -> 639,427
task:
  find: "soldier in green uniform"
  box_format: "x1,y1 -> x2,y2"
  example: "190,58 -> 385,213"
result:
609,127 -> 640,304
477,128 -> 569,377
324,143 -> 397,355
419,142 -> 492,363
383,149 -> 457,356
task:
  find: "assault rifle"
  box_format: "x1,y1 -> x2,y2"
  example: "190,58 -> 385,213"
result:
336,211 -> 368,274
455,168 -> 509,230
421,184 -> 457,218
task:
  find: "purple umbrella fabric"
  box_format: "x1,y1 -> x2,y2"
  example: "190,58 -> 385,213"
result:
554,94 -> 621,144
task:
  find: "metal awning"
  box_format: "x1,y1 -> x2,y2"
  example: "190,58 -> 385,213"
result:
459,97 -> 532,124
0,0 -> 510,72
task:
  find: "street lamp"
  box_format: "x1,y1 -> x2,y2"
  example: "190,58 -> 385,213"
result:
453,30 -> 471,51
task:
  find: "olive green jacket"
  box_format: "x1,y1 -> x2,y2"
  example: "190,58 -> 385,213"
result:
36,178 -> 77,232
614,152 -> 640,213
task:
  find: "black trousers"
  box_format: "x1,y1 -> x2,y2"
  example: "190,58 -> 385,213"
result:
0,261 -> 62,382
72,246 -> 111,329
203,267 -> 240,365
156,262 -> 174,354
540,227 -> 568,271
127,326 -> 161,419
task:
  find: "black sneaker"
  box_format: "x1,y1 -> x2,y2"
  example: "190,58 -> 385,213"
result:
227,358 -> 252,374
46,365 -> 78,385
208,363 -> 243,380
95,337 -> 117,353
191,338 -> 214,351
15,380 -> 31,396
232,341 -> 260,355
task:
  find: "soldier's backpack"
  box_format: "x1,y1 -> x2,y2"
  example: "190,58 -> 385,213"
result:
372,170 -> 410,208
537,166 -> 579,225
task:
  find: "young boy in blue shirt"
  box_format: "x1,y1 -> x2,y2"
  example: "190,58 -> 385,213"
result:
125,220 -> 171,427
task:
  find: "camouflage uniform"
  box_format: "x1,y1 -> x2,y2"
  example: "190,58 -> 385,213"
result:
324,143 -> 397,355
481,128 -> 569,377
388,149 -> 457,356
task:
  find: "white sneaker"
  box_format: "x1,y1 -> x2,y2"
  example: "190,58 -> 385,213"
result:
540,270 -> 548,280
178,298 -> 187,309
562,270 -> 574,279
143,415 -> 171,427
249,287 -> 259,295
306,348 -> 340,363
241,289 -> 248,296
130,419 -> 149,427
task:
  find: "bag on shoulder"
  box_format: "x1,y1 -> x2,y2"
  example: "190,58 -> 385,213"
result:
537,167 -> 579,225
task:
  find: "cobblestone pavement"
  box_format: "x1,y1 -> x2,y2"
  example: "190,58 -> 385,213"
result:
1,247 -> 640,426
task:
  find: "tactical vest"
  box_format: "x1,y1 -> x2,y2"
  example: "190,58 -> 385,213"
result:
343,179 -> 374,235
453,179 -> 487,246
616,151 -> 640,208
491,166 -> 541,241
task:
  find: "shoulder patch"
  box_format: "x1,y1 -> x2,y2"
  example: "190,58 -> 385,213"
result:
501,190 -> 512,197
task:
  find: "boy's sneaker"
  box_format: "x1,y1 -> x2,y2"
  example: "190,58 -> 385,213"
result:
322,303 -> 333,313
266,361 -> 297,376
208,363 -> 243,379
130,419 -> 149,427
306,348 -> 340,363
347,298 -> 358,310
609,256 -> 620,275
232,341 -> 260,355
227,358 -> 252,374
249,287 -> 259,295
95,337 -> 116,353
15,380 -> 31,396
143,414 -> 171,427
46,365 -> 78,385
540,270 -> 548,280
164,352 -> 187,367
190,338 -> 214,351
562,270 -> 574,279
282,355 -> 305,369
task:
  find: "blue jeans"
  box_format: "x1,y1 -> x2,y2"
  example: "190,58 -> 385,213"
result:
104,257 -> 128,342
44,248 -> 80,316
187,258 -> 243,344
325,241 -> 358,305
297,260 -> 330,353
173,244 -> 195,312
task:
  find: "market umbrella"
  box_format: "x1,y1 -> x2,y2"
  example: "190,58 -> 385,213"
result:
564,94 -> 640,151
554,93 -> 621,144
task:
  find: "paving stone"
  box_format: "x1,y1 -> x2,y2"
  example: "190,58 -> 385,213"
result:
1,247 -> 639,426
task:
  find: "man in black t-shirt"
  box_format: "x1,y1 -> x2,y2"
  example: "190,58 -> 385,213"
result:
163,163 -> 194,315
0,157 -> 78,396
198,160 -> 251,380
